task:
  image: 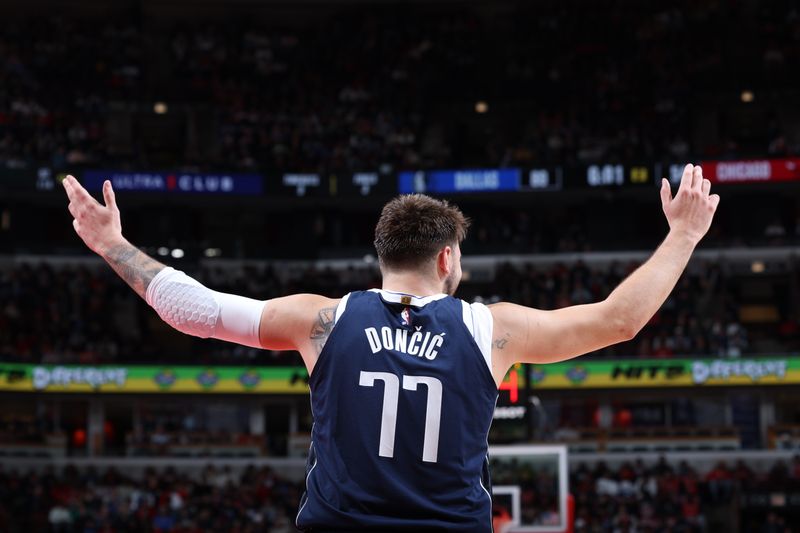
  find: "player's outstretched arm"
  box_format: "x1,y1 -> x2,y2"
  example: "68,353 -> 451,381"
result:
488,164 -> 719,377
62,175 -> 336,372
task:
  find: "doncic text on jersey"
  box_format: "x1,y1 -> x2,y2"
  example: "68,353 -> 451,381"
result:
364,325 -> 446,360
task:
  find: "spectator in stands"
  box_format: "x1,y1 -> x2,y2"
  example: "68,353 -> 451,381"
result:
705,461 -> 734,502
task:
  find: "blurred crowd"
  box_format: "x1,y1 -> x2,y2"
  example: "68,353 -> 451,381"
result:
1,0 -> 799,172
569,458 -> 800,532
169,20 -> 424,172
491,456 -> 800,533
1,256 -> 790,365
0,464 -> 301,532
0,457 -> 798,532
0,18 -> 142,169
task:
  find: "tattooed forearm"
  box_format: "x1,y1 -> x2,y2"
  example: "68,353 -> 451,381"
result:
310,306 -> 336,355
102,242 -> 166,300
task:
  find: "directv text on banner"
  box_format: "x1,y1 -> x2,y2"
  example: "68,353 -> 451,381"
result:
33,366 -> 128,390
0,363 -> 311,394
691,359 -> 788,384
529,358 -> 795,389
398,168 -> 521,194
82,171 -> 263,195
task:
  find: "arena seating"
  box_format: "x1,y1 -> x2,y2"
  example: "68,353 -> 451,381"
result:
126,431 -> 265,458
0,464 -> 302,532
1,1 -> 798,172
1,254 -> 783,365
0,455 -> 797,532
551,426 -> 741,454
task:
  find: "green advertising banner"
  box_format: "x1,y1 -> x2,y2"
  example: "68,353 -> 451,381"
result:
529,357 -> 795,389
0,358 -> 795,394
0,364 -> 309,394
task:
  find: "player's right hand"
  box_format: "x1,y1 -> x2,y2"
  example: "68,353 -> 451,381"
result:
63,175 -> 126,256
659,164 -> 720,245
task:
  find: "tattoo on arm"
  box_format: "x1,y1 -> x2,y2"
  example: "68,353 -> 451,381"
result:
310,306 -> 336,355
103,242 -> 166,300
493,333 -> 511,350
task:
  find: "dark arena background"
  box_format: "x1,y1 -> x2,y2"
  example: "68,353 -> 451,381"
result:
2,0 -> 800,531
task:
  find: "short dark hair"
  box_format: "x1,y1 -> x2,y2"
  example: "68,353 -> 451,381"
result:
374,194 -> 470,270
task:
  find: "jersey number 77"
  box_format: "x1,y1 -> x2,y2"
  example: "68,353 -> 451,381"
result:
359,371 -> 443,463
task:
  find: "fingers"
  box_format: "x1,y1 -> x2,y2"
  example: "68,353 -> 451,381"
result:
660,178 -> 672,210
679,163 -> 694,191
692,165 -> 703,190
62,175 -> 100,207
62,175 -> 76,201
692,167 -> 717,208
67,200 -> 79,219
71,176 -> 97,204
102,180 -> 117,210
63,175 -> 112,227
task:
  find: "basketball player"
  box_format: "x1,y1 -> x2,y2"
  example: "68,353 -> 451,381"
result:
62,163 -> 718,532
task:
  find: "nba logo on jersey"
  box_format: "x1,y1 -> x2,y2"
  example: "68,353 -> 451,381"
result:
401,307 -> 411,326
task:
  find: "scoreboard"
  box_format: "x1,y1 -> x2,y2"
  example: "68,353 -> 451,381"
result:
396,158 -> 800,195
4,158 -> 800,197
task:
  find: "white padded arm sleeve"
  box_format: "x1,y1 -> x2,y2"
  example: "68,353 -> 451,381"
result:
145,267 -> 266,348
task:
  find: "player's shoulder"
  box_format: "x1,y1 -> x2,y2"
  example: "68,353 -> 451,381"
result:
452,298 -> 494,334
277,293 -> 342,313
457,298 -> 493,316
483,300 -> 521,318
328,290 -> 381,324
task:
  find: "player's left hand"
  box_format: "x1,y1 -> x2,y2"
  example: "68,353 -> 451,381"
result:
63,175 -> 126,256
660,164 -> 720,245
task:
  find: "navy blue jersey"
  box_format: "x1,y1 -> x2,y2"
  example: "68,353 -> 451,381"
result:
296,289 -> 498,532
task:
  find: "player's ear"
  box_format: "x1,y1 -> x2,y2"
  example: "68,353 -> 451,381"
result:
437,245 -> 452,276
